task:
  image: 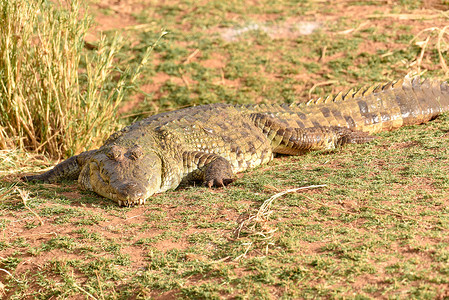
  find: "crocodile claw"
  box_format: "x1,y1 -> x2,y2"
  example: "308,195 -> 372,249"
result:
205,178 -> 234,188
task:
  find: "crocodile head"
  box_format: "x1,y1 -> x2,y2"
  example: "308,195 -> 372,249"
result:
78,144 -> 162,206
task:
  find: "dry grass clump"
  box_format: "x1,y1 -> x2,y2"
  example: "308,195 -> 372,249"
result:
233,185 -> 326,260
411,25 -> 449,75
0,0 -> 154,159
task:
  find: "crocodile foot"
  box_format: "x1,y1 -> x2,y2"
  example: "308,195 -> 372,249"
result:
204,157 -> 234,188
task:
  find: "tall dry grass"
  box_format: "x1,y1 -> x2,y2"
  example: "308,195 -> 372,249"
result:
0,0 -> 155,159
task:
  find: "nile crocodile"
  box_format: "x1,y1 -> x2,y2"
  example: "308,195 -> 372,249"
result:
22,76 -> 449,206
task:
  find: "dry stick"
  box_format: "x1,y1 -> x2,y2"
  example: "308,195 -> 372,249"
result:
416,35 -> 430,72
180,73 -> 190,89
437,25 -> 449,74
17,189 -> 44,226
125,209 -> 150,221
440,10 -> 449,19
220,68 -> 225,85
319,46 -> 327,62
123,23 -> 154,31
308,81 -> 337,99
73,282 -> 98,300
0,187 -> 14,200
412,27 -> 436,72
0,268 -> 22,283
211,256 -> 232,264
256,185 -> 327,220
34,127 -> 62,152
234,242 -> 253,261
337,21 -> 370,35
366,13 -> 441,20
411,26 -> 449,74
235,185 -> 327,239
21,232 -> 57,237
183,49 -> 200,64
95,270 -> 106,300
234,186 -> 329,260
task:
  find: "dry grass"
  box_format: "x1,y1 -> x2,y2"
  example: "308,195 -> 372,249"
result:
411,25 -> 449,75
0,0 -> 155,159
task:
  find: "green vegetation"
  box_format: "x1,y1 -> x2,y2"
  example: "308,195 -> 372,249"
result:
2,0 -> 449,299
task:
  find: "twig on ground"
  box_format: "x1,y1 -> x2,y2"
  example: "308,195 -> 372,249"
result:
183,49 -> 200,64
73,282 -> 98,300
0,186 -> 14,200
0,268 -> 22,283
95,270 -> 106,300
437,25 -> 449,74
125,209 -> 150,221
410,26 -> 449,75
233,185 -> 327,260
235,184 -> 327,239
308,81 -> 338,99
366,13 -> 441,20
17,189 -> 44,226
336,21 -> 370,35
234,242 -> 253,261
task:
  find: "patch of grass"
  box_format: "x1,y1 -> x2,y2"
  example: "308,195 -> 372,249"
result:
0,0 -> 156,158
1,256 -> 21,270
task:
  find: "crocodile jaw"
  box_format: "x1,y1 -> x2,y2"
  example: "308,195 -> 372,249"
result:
78,149 -> 162,206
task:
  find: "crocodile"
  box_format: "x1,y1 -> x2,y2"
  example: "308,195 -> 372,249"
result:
22,76 -> 449,206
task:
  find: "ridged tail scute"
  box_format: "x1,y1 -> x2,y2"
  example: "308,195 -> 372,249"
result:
242,76 -> 449,135
334,76 -> 449,133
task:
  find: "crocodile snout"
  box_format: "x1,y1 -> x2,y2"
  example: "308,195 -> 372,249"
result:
78,147 -> 163,206
115,182 -> 147,206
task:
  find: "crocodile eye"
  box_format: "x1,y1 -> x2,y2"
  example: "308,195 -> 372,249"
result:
107,145 -> 124,161
129,145 -> 144,160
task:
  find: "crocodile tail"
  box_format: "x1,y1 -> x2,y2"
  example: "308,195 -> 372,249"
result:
305,76 -> 449,134
21,150 -> 96,183
241,76 -> 449,134
351,76 -> 449,133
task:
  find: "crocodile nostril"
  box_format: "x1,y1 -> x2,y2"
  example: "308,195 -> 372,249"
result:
117,182 -> 145,201
129,145 -> 144,160
107,145 -> 124,161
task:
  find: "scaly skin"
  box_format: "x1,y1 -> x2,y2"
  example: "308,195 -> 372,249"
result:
22,76 -> 449,206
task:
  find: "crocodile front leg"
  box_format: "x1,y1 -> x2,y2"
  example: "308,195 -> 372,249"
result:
22,150 -> 97,183
181,151 -> 234,188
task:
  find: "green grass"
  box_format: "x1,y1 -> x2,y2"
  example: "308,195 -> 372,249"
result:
4,117 -> 449,298
2,0 -> 449,299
